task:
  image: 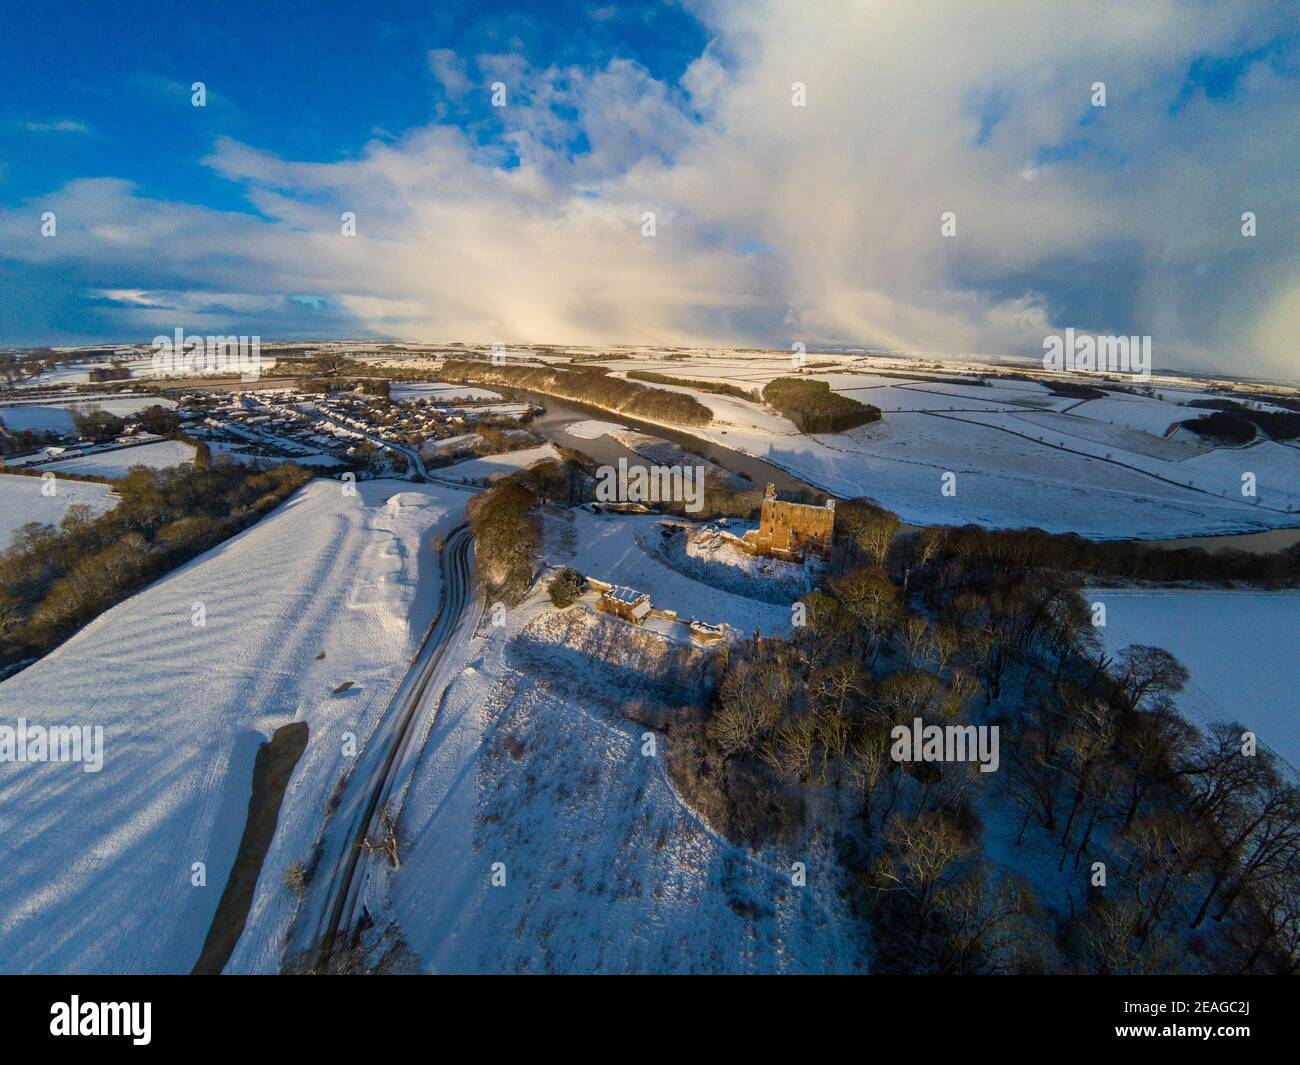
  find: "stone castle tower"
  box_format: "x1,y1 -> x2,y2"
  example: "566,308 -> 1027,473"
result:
750,482 -> 835,561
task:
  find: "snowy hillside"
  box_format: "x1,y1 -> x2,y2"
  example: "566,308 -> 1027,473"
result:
386,592 -> 861,973
0,478 -> 464,973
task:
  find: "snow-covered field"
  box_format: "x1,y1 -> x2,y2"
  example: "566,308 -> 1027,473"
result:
44,440 -> 197,478
0,479 -> 464,973
563,418 -> 628,439
0,406 -> 78,433
831,380 -> 1078,414
419,432 -> 482,459
387,588 -> 858,972
595,360 -> 1300,539
0,395 -> 177,435
0,473 -> 117,548
11,365 -> 100,389
1069,395 -> 1190,436
10,356 -> 159,389
450,402 -> 532,418
391,382 -> 502,403
439,443 -> 562,482
1092,589 -> 1300,769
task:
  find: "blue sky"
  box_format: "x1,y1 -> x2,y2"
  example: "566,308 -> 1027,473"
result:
0,1 -> 1295,380
0,0 -> 706,207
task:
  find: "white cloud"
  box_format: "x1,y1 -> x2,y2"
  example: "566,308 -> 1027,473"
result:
4,2 -> 1297,377
428,48 -> 472,98
22,119 -> 90,134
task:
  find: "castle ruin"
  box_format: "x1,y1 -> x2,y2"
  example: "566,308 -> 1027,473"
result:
743,483 -> 835,561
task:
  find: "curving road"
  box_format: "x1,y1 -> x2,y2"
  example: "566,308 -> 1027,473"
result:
311,522 -> 481,965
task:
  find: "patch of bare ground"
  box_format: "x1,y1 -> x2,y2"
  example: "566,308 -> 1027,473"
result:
192,721 -> 309,975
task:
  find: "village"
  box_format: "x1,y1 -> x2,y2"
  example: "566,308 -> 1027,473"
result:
0,373 -> 545,483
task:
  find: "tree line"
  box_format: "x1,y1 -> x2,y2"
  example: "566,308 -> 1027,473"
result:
0,461 -> 312,666
897,519 -> 1300,587
439,359 -> 713,427
626,370 -> 759,402
763,377 -> 882,434
1183,398 -> 1300,443
465,460 -> 570,605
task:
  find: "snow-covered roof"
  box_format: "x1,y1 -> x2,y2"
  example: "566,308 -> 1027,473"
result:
602,585 -> 648,606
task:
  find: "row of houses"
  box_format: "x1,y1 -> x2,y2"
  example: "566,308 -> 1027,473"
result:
0,429 -> 167,470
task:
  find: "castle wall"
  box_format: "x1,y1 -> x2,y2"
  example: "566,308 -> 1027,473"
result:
752,485 -> 834,560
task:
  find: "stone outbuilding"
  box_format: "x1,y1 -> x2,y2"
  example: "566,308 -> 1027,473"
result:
596,584 -> 653,624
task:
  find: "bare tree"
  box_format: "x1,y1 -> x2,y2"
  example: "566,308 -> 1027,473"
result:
761,712 -> 817,781
868,669 -> 953,728
1191,756 -> 1300,929
899,612 -> 929,667
1115,644 -> 1190,714
936,866 -> 1045,974
915,526 -> 948,570
845,726 -> 893,825
871,810 -> 971,946
828,565 -> 898,663
709,652 -> 797,756
834,501 -> 900,567
361,804 -> 401,868
1057,696 -> 1117,870
1235,872 -> 1300,974
1117,813 -> 1212,940
807,659 -> 866,720
927,621 -> 962,677
1069,896 -> 1178,975
1115,708 -> 1196,830
1005,699 -> 1068,841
